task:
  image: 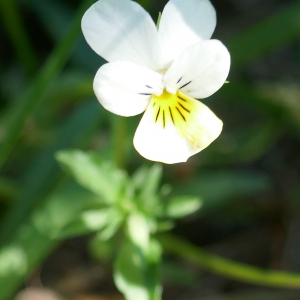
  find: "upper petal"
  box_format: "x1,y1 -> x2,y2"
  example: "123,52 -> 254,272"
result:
163,40 -> 230,99
93,61 -> 163,117
82,0 -> 164,71
133,90 -> 222,164
159,0 -> 216,68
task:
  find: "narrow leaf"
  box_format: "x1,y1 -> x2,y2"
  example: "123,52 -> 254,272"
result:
165,196 -> 202,219
127,213 -> 150,251
56,150 -> 128,204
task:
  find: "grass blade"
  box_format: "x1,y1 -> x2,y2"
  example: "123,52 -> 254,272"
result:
0,0 -> 38,75
0,100 -> 101,245
228,2 -> 300,67
0,0 -> 95,170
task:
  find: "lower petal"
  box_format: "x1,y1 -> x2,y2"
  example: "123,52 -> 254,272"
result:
133,90 -> 222,164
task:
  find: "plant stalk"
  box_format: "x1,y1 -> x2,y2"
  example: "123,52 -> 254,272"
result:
159,234 -> 300,289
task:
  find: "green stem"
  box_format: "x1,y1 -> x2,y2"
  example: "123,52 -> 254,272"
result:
0,0 -> 95,171
159,234 -> 300,289
0,0 -> 38,75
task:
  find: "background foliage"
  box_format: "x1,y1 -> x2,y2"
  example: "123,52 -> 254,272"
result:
1,0 -> 300,299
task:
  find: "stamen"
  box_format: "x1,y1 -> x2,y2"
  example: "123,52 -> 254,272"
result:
153,102 -> 156,107
163,110 -> 165,128
179,80 -> 192,89
139,93 -> 152,96
146,85 -> 152,89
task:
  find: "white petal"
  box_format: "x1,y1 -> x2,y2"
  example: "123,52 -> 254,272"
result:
163,40 -> 230,99
133,90 -> 222,164
93,62 -> 163,117
82,0 -> 164,70
159,0 -> 216,67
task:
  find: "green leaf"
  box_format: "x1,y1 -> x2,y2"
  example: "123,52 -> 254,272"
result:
146,238 -> 162,265
159,184 -> 172,198
132,165 -> 149,189
97,211 -> 124,241
114,239 -> 162,300
31,183 -> 99,238
142,164 -> 163,197
89,233 -> 114,262
127,213 -> 150,251
114,241 -> 149,300
0,245 -> 27,278
156,221 -> 174,232
56,150 -> 128,204
58,207 -> 119,239
165,196 -> 203,219
133,164 -> 162,195
133,164 -> 163,215
56,220 -> 93,239
81,208 -> 115,230
145,238 -> 163,300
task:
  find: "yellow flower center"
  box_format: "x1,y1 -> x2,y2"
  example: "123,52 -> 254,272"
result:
148,89 -> 222,150
150,89 -> 194,128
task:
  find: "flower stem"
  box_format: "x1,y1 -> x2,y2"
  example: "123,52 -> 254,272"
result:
158,234 -> 300,289
0,0 -> 95,171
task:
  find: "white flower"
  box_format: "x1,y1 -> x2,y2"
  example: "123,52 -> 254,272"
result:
81,0 -> 230,164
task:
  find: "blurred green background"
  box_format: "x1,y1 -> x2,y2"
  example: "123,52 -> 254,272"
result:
1,0 -> 300,299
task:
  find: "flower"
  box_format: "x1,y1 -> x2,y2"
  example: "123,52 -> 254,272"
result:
81,0 -> 230,164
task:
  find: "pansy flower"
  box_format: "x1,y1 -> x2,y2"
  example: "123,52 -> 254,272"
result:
82,0 -> 230,164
